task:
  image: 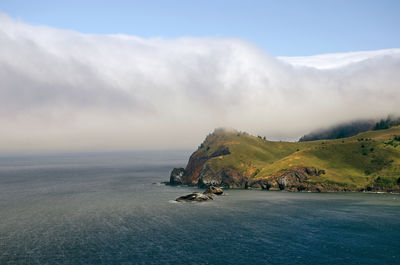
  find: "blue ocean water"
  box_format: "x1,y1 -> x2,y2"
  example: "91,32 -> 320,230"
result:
0,151 -> 399,265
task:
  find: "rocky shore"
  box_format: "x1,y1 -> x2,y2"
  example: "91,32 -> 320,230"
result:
169,166 -> 400,193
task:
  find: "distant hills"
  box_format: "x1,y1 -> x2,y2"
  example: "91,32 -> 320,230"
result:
299,116 -> 400,142
170,126 -> 400,192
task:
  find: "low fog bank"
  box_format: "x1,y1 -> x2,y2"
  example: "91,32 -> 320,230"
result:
1,14 -> 399,151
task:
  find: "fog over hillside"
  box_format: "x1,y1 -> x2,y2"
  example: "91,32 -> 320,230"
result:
1,14 -> 400,151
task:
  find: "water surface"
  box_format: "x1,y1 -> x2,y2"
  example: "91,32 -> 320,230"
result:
0,151 -> 399,264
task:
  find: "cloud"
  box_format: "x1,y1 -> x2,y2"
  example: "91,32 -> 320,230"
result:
278,49 -> 400,69
0,14 -> 399,151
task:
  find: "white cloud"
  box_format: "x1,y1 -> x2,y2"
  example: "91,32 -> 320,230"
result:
278,49 -> 400,69
0,14 -> 399,151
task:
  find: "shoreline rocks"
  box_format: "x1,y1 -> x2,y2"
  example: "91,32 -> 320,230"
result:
203,186 -> 224,195
246,166 -> 325,192
169,165 -> 400,193
170,168 -> 185,185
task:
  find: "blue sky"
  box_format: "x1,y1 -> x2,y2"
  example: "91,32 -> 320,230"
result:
1,0 -> 399,56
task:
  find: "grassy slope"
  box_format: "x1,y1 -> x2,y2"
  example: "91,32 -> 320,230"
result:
196,127 -> 400,189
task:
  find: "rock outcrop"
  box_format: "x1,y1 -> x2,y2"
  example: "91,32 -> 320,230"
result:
247,166 -> 326,192
181,145 -> 231,186
197,167 -> 249,188
203,186 -> 224,195
170,168 -> 185,185
175,192 -> 213,202
175,186 -> 224,202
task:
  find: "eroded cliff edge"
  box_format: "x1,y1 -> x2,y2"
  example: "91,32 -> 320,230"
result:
170,128 -> 400,192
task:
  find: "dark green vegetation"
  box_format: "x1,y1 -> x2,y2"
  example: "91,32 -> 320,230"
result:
174,126 -> 400,192
299,116 -> 400,142
374,116 -> 400,130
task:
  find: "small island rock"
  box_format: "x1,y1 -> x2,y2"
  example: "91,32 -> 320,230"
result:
175,192 -> 213,202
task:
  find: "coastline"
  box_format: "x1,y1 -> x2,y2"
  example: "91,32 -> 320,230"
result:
166,182 -> 400,194
168,127 -> 400,194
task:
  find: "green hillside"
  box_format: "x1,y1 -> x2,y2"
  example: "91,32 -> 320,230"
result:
177,127 -> 400,192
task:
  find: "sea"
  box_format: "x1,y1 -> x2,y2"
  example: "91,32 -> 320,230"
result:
0,150 -> 399,265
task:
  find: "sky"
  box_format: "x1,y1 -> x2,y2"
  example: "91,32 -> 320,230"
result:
0,0 -> 399,56
0,1 -> 399,152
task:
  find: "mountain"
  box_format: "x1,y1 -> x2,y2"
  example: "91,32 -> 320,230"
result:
170,127 -> 400,192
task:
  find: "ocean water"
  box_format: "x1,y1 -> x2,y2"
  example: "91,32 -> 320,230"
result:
0,151 -> 399,265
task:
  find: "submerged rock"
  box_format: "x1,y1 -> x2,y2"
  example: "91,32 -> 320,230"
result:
170,168 -> 185,185
203,186 -> 224,195
175,192 -> 213,202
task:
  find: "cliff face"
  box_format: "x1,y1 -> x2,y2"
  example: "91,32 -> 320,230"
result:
182,145 -> 232,186
172,127 -> 400,192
